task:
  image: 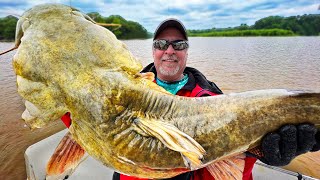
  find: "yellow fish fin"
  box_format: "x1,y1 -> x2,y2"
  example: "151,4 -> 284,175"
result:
137,72 -> 172,95
205,154 -> 246,180
133,118 -> 206,170
46,131 -> 88,179
139,72 -> 155,81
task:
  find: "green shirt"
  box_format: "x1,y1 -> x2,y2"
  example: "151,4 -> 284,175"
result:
156,74 -> 189,95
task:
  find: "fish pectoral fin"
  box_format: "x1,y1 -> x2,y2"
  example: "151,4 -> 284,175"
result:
139,72 -> 155,81
46,131 -> 88,179
137,72 -> 171,95
133,118 -> 206,170
205,154 -> 246,180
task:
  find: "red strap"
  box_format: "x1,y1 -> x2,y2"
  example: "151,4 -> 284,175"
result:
242,157 -> 257,180
61,112 -> 71,128
193,168 -> 215,180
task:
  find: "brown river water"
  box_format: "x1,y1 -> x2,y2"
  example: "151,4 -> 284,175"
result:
0,37 -> 320,179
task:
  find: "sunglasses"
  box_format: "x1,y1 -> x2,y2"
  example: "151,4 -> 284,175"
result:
153,39 -> 189,51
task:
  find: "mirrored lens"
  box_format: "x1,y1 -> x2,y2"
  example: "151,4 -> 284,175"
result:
153,40 -> 188,51
153,39 -> 169,50
172,40 -> 189,50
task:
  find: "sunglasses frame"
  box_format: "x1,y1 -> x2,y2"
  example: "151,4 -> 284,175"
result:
153,39 -> 189,51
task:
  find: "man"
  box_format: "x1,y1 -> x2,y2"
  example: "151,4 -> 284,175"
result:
112,18 -> 319,180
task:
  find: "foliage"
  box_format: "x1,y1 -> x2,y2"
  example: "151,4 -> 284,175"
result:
188,14 -> 320,37
0,13 -> 319,41
0,13 -> 150,41
253,14 -> 320,35
188,29 -> 295,37
87,13 -> 150,39
0,15 -> 18,41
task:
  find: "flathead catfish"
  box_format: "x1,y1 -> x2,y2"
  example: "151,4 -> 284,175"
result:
11,3 -> 320,179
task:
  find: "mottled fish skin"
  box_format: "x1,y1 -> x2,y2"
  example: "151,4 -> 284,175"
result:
12,4 -> 320,179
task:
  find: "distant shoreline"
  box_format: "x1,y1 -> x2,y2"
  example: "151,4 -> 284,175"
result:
0,40 -> 14,42
1,14 -> 319,40
188,28 -> 297,37
1,34 -> 320,43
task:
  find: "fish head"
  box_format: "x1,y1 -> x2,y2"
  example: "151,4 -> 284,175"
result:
12,3 -> 145,129
14,3 -> 143,79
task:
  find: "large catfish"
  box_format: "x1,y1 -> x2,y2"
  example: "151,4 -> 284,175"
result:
11,3 -> 320,179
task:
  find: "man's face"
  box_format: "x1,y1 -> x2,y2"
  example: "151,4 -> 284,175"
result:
153,27 -> 188,82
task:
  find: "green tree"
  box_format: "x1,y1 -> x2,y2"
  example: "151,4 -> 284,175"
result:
87,14 -> 149,39
253,16 -> 284,29
0,16 -> 18,41
236,24 -> 249,30
252,14 -> 320,36
87,12 -> 104,22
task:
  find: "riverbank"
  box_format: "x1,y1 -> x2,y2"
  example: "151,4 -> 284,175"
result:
188,28 -> 296,37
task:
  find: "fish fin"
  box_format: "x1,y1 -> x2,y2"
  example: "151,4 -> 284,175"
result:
140,72 -> 155,81
46,131 -> 87,179
137,72 -> 172,95
133,118 -> 206,169
206,154 -> 246,180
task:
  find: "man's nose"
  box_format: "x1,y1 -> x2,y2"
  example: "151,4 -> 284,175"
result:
165,44 -> 175,54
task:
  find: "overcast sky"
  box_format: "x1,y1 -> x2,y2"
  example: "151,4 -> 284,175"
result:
0,0 -> 319,32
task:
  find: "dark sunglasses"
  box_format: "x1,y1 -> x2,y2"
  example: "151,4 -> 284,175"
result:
153,39 -> 189,51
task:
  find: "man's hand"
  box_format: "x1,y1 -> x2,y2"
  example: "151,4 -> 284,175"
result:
247,123 -> 320,166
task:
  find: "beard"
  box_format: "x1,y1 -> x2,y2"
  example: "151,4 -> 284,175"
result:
159,66 -> 180,76
159,55 -> 180,76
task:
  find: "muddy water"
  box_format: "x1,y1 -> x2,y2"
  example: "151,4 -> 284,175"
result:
1,36 -> 320,179
0,43 -> 65,180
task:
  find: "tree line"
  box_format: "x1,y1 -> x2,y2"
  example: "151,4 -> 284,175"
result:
0,13 -> 319,41
0,15 -> 17,41
87,12 -> 151,39
188,14 -> 320,36
0,13 -> 151,41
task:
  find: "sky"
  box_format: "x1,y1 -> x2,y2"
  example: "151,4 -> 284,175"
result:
0,0 -> 319,32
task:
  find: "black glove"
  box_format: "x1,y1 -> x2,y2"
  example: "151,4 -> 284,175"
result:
247,123 -> 319,166
312,128 -> 320,152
